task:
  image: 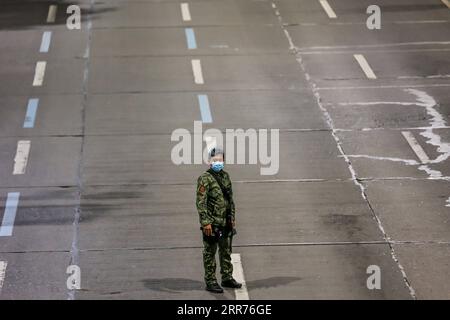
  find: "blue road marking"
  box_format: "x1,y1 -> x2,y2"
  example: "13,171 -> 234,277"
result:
23,98 -> 39,128
185,28 -> 197,50
0,192 -> 20,237
198,94 -> 212,123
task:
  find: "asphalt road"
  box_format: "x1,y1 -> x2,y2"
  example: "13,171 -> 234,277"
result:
0,0 -> 449,300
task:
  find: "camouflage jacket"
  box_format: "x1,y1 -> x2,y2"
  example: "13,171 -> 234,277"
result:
196,169 -> 236,227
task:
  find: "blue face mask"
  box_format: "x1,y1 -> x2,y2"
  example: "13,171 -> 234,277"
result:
211,161 -> 224,172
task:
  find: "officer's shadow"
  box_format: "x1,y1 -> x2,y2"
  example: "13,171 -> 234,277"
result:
142,277 -> 302,300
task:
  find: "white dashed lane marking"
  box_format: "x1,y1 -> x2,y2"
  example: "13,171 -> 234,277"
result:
353,54 -> 377,79
13,140 -> 31,175
319,0 -> 337,19
32,61 -> 47,86
0,261 -> 7,291
191,59 -> 204,84
181,3 -> 192,21
401,131 -> 430,164
231,253 -> 249,300
47,5 -> 57,23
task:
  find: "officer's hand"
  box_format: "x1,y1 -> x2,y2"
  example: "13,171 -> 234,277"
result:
203,224 -> 212,236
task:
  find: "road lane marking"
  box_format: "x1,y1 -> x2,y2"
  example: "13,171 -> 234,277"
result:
446,197 -> 450,207
442,0 -> 450,9
271,1 -> 418,299
39,31 -> 52,53
185,28 -> 197,49
337,101 -> 420,106
297,41 -> 450,51
0,193 -> 20,237
32,61 -> 47,86
198,94 -> 212,123
317,83 -> 450,90
181,3 -> 192,21
353,54 -> 377,79
13,141 -> 31,175
319,0 -> 337,18
337,88 -> 450,180
344,154 -> 418,165
47,5 -> 57,23
398,75 -> 450,80
0,261 -> 6,290
300,48 -> 450,56
402,131 -> 430,164
23,98 -> 39,128
191,59 -> 204,84
231,254 -> 249,300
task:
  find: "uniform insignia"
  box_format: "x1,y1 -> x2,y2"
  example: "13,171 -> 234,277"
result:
199,185 -> 206,193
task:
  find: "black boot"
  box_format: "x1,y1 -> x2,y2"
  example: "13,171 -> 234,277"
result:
206,282 -> 224,293
221,279 -> 242,289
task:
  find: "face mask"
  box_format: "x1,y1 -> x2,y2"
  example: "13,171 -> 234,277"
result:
211,161 -> 224,172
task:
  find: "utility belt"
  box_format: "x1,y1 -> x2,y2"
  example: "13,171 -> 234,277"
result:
201,225 -> 227,243
200,215 -> 236,243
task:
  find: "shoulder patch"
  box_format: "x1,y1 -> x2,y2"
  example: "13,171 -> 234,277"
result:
199,185 -> 206,193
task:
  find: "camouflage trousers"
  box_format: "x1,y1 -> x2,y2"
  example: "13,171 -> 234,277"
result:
202,234 -> 233,286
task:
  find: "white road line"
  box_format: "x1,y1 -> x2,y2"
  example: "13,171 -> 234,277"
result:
231,253 -> 249,300
319,0 -> 337,19
301,48 -> 450,56
446,197 -> 450,207
191,59 -> 204,84
401,131 -> 430,164
353,54 -> 377,79
398,74 -> 450,80
181,3 -> 192,21
317,83 -> 450,90
0,193 -> 20,237
13,140 -> 31,175
32,61 -> 47,86
298,41 -> 450,51
0,261 -> 6,291
442,0 -> 450,9
47,5 -> 57,23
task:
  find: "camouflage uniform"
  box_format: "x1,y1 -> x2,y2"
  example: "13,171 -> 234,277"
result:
196,169 -> 236,286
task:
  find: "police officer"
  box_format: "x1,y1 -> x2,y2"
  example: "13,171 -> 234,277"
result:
196,147 -> 242,293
